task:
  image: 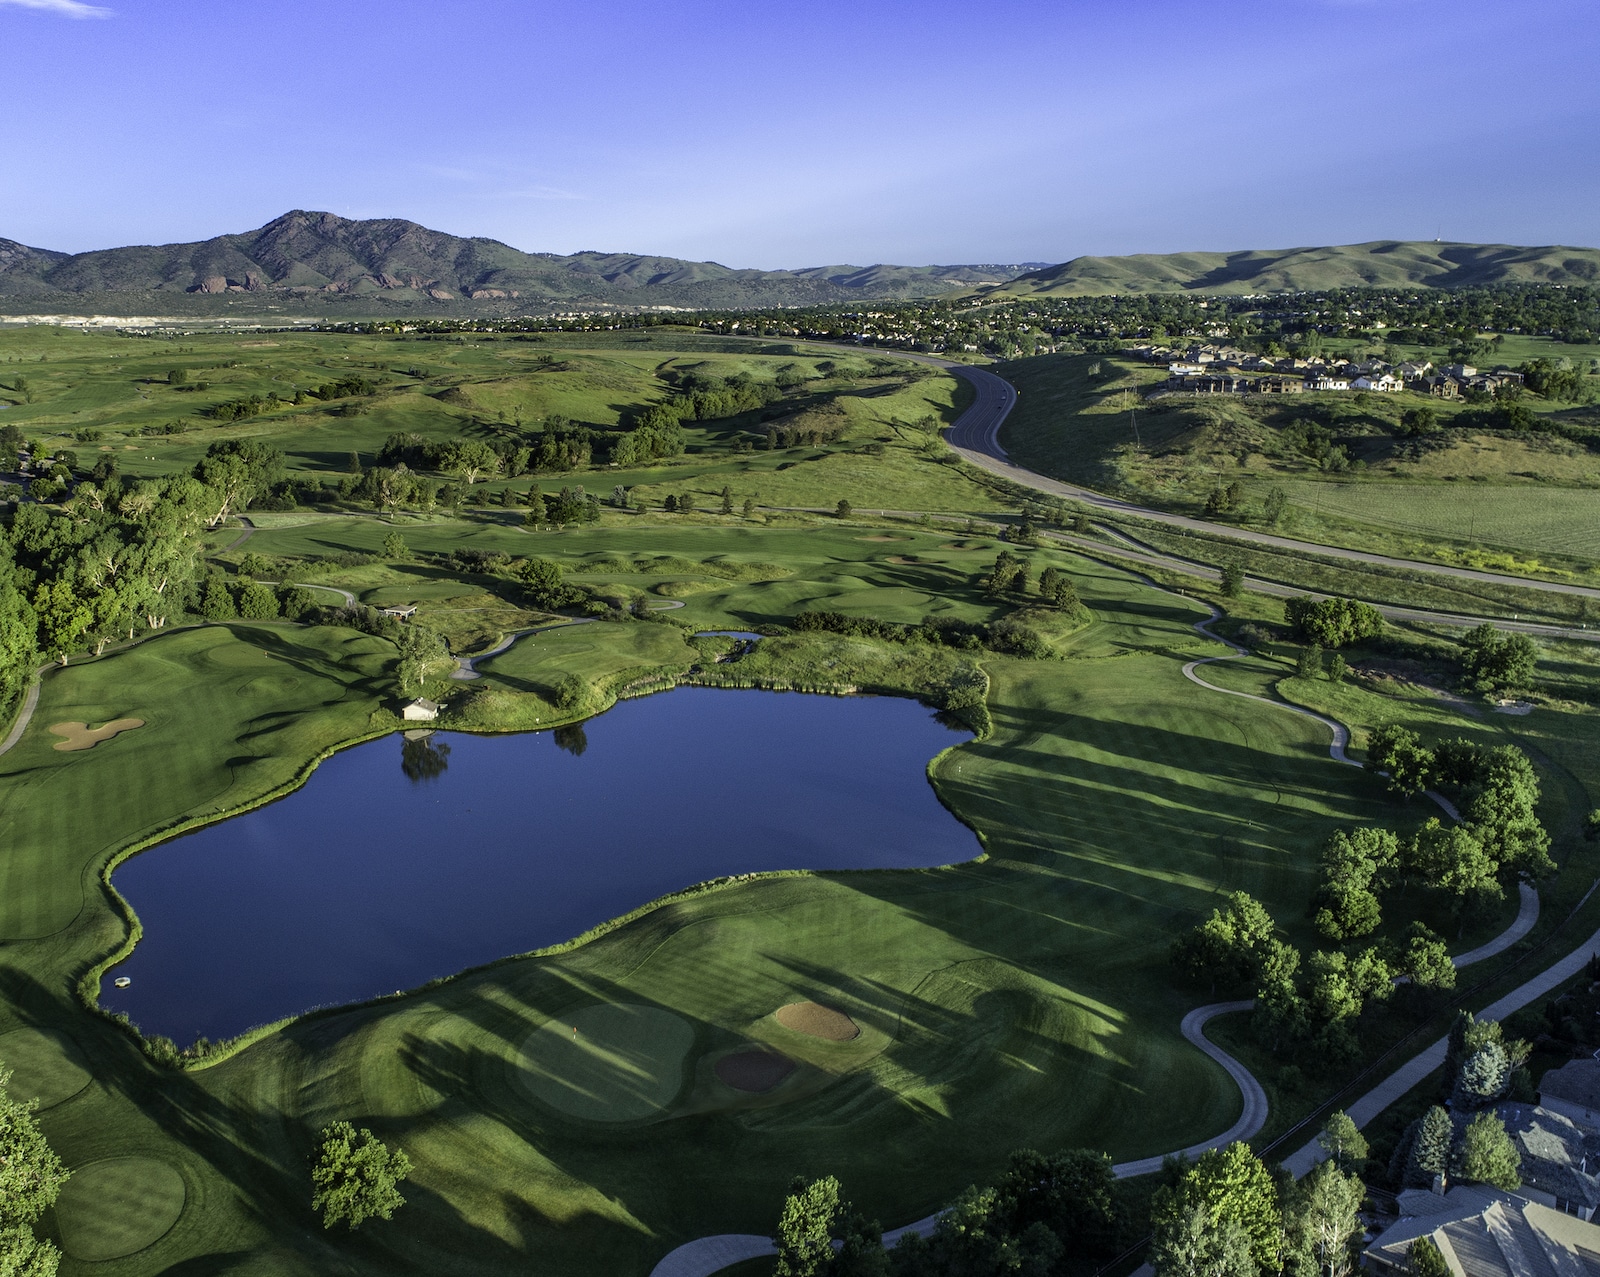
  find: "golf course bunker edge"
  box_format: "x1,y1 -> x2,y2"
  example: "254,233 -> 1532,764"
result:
517,1003 -> 694,1121
775,1001 -> 861,1041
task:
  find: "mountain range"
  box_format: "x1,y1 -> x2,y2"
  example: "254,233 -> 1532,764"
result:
0,210 -> 1047,315
1,212 -> 1596,316
989,240 -> 1600,297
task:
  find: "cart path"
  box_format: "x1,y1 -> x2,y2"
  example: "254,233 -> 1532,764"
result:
0,671 -> 42,758
449,601 -> 683,680
645,608 -> 1541,1277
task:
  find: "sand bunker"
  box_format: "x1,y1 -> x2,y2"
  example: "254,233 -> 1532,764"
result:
775,1001 -> 860,1041
49,719 -> 144,751
715,1049 -> 796,1093
856,535 -> 907,543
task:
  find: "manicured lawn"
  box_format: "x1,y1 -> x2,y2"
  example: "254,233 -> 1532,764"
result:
0,531 -> 1499,1277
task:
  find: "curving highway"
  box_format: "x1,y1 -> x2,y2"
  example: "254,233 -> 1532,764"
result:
936,361 -> 1600,604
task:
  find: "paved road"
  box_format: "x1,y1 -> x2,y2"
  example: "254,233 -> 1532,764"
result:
0,672 -> 42,759
937,362 -> 1600,604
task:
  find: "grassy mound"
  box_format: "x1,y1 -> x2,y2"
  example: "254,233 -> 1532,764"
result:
54,1156 -> 186,1261
517,1003 -> 694,1121
0,1028 -> 91,1108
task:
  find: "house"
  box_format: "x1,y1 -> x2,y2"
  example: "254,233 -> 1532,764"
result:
1253,376 -> 1305,394
1365,1185 -> 1600,1277
1444,363 -> 1479,380
1353,373 -> 1405,392
401,699 -> 439,722
1304,376 -> 1351,392
1399,360 -> 1436,380
1540,1060 -> 1600,1132
1427,376 -> 1464,400
381,604 -> 418,621
1496,1103 -> 1600,1220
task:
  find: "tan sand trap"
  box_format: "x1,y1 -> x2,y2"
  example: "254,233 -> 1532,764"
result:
715,1050 -> 796,1093
49,719 -> 144,751
775,1001 -> 860,1041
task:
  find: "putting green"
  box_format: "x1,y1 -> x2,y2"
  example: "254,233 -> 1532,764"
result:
518,1004 -> 694,1122
54,1156 -> 186,1261
0,1027 -> 91,1108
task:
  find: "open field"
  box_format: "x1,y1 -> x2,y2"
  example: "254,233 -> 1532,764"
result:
0,326 -> 987,513
996,347 -> 1600,574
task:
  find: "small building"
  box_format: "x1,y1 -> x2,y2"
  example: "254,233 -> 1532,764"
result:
401,698 -> 439,722
1444,363 -> 1479,380
1399,360 -> 1436,380
1304,376 -> 1351,392
1366,1185 -> 1600,1277
381,604 -> 418,621
1353,373 -> 1405,392
1496,1102 -> 1600,1220
1541,1060 -> 1600,1132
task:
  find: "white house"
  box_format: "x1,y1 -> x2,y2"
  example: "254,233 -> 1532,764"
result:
381,604 -> 418,620
401,699 -> 440,722
1304,376 -> 1351,391
1353,373 -> 1404,392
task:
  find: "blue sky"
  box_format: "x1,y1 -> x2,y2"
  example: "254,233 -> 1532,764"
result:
3,0 -> 1597,266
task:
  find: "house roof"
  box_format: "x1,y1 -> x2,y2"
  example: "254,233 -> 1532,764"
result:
1370,1188 -> 1600,1277
404,698 -> 439,712
1543,1062 -> 1600,1113
1499,1104 -> 1600,1210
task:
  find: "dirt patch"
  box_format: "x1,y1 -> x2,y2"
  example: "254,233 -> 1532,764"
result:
775,1001 -> 860,1041
49,719 -> 144,752
1494,699 -> 1535,716
715,1050 -> 796,1093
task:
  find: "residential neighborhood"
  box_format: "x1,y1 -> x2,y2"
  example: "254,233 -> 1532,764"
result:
1138,342 -> 1530,398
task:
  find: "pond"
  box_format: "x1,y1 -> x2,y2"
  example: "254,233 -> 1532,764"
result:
103,688 -> 976,1042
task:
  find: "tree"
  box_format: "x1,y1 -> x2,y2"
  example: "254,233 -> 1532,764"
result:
1171,892 -> 1278,992
1409,1238 -> 1449,1277
524,489 -> 546,525
1316,1111 -> 1368,1176
1407,818 -> 1500,907
1150,1200 -> 1256,1277
1402,1106 -> 1453,1188
238,581 -> 280,620
167,367 -> 187,385
200,575 -> 236,621
1221,562 -> 1245,598
1287,1161 -> 1364,1277
554,673 -> 590,712
1459,624 -> 1537,696
447,440 -> 500,486
1264,487 -> 1288,527
1364,724 -> 1434,799
382,532 -> 411,561
1460,746 -> 1553,884
1183,1143 -> 1284,1273
1453,1111 -> 1520,1189
1297,643 -> 1323,680
31,579 -> 91,664
309,1121 -> 410,1230
775,1175 -> 842,1277
743,496 -> 758,518
982,551 -> 1025,598
0,1067 -> 70,1277
1397,923 -> 1456,992
1451,1041 -> 1510,1110
994,1147 -> 1118,1256
1311,828 -> 1397,942
1324,653 -> 1346,684
193,439 -> 284,527
720,486 -> 734,514
836,499 -> 853,519
1285,597 -> 1382,648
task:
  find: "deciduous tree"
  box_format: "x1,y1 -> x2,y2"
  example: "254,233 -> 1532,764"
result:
309,1121 -> 410,1230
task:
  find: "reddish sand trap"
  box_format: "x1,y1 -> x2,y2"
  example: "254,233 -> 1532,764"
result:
715,1050 -> 796,1093
49,719 -> 144,752
775,1002 -> 860,1041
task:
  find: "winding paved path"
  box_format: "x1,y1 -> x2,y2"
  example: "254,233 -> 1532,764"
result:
0,671 -> 42,759
645,603 -> 1542,1277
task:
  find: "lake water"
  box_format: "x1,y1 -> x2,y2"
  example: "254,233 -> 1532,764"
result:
103,688 -> 976,1042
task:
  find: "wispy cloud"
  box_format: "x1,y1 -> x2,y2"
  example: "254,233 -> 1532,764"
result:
0,0 -> 113,17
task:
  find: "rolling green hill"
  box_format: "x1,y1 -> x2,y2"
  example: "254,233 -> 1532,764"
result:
0,210 -> 1047,315
988,240 -> 1600,297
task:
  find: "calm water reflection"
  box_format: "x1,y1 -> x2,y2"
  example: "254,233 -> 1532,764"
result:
104,688 -> 975,1042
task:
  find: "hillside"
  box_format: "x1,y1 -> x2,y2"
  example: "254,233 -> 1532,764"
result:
0,210 -> 1047,315
988,240 -> 1600,297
